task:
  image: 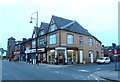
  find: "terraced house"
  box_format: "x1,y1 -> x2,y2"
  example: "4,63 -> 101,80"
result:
36,15 -> 102,65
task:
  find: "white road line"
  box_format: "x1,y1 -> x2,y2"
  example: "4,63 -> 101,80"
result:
87,74 -> 93,80
78,70 -> 89,72
96,68 -> 101,70
55,71 -> 60,73
74,76 -> 80,79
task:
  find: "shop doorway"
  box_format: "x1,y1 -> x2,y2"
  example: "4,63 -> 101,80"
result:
57,50 -> 65,64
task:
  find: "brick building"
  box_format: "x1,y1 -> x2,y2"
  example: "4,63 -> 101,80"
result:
7,37 -> 16,59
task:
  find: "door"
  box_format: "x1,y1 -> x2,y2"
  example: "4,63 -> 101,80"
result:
57,50 -> 64,64
89,51 -> 94,63
79,50 -> 83,63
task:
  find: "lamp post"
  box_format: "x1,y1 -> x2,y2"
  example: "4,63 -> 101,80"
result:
30,12 -> 38,64
112,43 -> 117,71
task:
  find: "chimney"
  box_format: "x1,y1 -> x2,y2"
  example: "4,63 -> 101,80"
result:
23,38 -> 27,41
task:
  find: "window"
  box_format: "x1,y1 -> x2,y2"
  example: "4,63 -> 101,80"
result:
96,51 -> 99,58
50,24 -> 56,32
39,38 -> 44,46
67,34 -> 73,44
88,38 -> 93,46
96,41 -> 101,48
80,36 -> 83,46
40,30 -> 44,35
32,40 -> 36,48
33,34 -> 36,38
49,34 -> 57,44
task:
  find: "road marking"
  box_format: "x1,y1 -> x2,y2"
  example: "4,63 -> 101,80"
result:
87,74 -> 93,80
55,71 -> 60,73
78,70 -> 89,72
74,76 -> 80,79
96,68 -> 101,70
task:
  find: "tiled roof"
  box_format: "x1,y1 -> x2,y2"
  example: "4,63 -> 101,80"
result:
8,37 -> 15,40
52,15 -> 92,36
52,15 -> 73,29
40,22 -> 49,34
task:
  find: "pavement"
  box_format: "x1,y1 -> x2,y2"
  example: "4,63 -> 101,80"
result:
93,70 -> 120,82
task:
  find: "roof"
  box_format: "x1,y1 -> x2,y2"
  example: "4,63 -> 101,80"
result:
8,37 -> 15,40
52,15 -> 92,36
20,38 -> 32,44
52,15 -> 73,29
102,45 -> 120,50
65,21 -> 93,36
40,22 -> 49,34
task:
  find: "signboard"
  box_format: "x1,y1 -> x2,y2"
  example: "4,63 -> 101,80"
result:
37,48 -> 45,52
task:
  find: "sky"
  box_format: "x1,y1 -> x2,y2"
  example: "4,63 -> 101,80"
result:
0,0 -> 119,50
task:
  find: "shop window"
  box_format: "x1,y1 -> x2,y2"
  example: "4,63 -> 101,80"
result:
48,50 -> 55,62
67,50 -> 73,62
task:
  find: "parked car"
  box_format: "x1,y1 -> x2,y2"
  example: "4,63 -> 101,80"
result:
96,57 -> 110,64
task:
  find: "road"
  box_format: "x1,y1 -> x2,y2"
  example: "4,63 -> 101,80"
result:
2,60 -> 115,81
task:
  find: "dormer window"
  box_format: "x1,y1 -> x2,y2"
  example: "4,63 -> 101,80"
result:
50,24 -> 56,32
40,30 -> 44,35
33,33 -> 36,38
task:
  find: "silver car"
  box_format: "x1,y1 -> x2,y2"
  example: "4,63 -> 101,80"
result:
96,57 -> 110,64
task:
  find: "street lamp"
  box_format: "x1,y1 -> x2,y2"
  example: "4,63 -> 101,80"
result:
30,12 -> 38,27
112,43 -> 117,71
30,12 -> 38,64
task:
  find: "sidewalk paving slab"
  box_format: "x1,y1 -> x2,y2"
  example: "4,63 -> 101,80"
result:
94,70 -> 120,82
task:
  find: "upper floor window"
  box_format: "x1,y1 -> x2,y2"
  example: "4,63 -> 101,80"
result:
50,24 -> 56,32
96,41 -> 98,48
49,34 -> 57,44
39,38 -> 44,46
32,40 -> 36,48
80,36 -> 83,46
88,38 -> 93,46
96,41 -> 101,48
67,34 -> 73,44
40,30 -> 44,35
33,33 -> 36,38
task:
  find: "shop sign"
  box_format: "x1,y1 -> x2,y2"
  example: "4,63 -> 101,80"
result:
25,49 -> 30,54
30,49 -> 36,53
38,48 -> 45,52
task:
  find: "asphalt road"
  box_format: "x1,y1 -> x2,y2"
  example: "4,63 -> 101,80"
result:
2,60 -> 116,81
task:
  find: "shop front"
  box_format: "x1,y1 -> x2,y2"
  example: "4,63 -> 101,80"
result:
47,48 -> 55,64
37,48 -> 47,63
47,47 -> 78,65
27,49 -> 37,64
67,48 -> 78,64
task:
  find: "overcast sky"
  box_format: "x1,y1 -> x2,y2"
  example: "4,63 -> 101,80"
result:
0,0 -> 119,50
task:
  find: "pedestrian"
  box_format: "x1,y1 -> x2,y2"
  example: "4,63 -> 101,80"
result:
9,58 -> 11,62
